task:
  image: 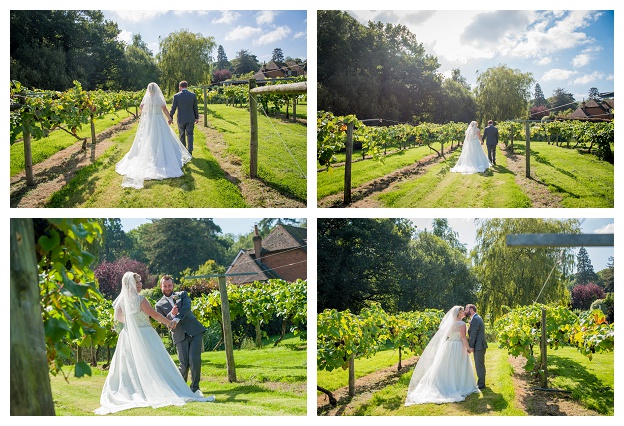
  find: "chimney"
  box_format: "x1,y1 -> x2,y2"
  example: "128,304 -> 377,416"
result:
253,225 -> 262,260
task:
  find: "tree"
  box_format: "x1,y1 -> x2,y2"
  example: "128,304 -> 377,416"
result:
588,87 -> 600,99
138,218 -> 229,280
471,218 -> 579,323
532,83 -> 547,107
548,87 -> 577,114
123,44 -> 161,91
99,219 -> 132,263
399,230 -> 478,312
317,218 -> 415,313
571,283 -> 605,310
600,257 -> 614,293
474,64 -> 534,124
157,30 -> 216,95
232,49 -> 260,75
212,68 -> 232,83
215,44 -> 230,70
575,246 -> 597,285
94,256 -> 155,300
529,105 -> 550,120
272,47 -> 285,63
438,77 -> 477,124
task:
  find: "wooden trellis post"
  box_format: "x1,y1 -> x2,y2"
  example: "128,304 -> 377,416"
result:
525,121 -> 531,178
344,122 -> 354,205
185,272 -> 257,382
507,232 -> 614,389
248,80 -> 307,178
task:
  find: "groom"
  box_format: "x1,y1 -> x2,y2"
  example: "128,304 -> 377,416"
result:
482,120 -> 499,165
155,275 -> 206,393
465,304 -> 487,389
169,80 -> 199,155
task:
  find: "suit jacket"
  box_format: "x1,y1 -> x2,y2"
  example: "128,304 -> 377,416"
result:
155,291 -> 206,345
482,125 -> 499,146
170,89 -> 199,124
468,313 -> 488,350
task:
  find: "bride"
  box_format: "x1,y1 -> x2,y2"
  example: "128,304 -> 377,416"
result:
404,305 -> 480,405
116,82 -> 192,189
450,121 -> 491,174
94,272 -> 214,415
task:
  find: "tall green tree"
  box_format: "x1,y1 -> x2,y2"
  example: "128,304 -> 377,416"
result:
438,77 -> 477,124
232,49 -> 260,75
575,246 -> 597,285
123,43 -> 160,91
215,44 -> 230,70
138,219 -> 229,280
548,87 -> 577,114
588,87 -> 600,99
432,218 -> 467,254
157,29 -> 216,95
474,64 -> 534,124
272,47 -> 285,63
399,230 -> 478,312
471,218 -> 579,323
317,218 -> 415,313
532,82 -> 547,107
99,218 -> 132,263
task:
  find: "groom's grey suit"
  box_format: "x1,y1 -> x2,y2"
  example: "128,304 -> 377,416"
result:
482,123 -> 499,164
468,312 -> 487,389
156,291 -> 206,392
170,89 -> 199,154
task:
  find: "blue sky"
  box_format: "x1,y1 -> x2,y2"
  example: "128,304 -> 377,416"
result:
121,218 -> 274,236
346,10 -> 614,102
409,218 -> 614,271
102,10 -> 307,64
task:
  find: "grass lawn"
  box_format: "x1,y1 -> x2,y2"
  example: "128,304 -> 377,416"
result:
45,122 -> 246,207
376,146 -> 532,207
538,346 -> 614,415
10,109 -> 134,177
50,336 -> 307,416
317,144 -> 441,200
514,141 -> 614,207
206,103 -> 307,202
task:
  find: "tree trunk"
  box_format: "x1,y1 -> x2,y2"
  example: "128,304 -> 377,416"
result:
10,218 -> 56,415
348,354 -> 356,397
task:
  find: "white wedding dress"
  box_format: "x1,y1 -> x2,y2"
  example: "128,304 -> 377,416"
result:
450,121 -> 491,174
116,82 -> 191,189
95,273 -> 213,415
405,309 -> 479,405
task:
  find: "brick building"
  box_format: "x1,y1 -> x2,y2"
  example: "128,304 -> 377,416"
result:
225,224 -> 307,284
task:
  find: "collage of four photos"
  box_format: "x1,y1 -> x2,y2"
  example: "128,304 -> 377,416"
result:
8,3 -> 618,420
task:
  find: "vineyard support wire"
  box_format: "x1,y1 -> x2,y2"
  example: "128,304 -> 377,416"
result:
257,101 -> 306,179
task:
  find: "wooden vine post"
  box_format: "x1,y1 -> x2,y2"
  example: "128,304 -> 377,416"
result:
348,353 -> 356,397
525,120 -> 531,178
539,307 -> 548,388
185,272 -> 257,382
344,122 -> 354,205
248,79 -> 307,178
23,129 -> 34,186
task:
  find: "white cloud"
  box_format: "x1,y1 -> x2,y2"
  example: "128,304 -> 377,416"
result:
108,10 -> 167,22
573,71 -> 605,85
606,74 -> 614,81
294,31 -> 306,39
595,223 -> 614,234
255,25 -> 292,46
256,10 -> 277,25
537,57 -> 552,65
225,26 -> 262,41
212,11 -> 241,24
116,29 -> 133,44
542,68 -> 577,81
572,53 -> 591,67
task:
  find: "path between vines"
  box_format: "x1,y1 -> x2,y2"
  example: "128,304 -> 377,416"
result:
10,115 -> 305,208
317,354 -> 597,416
317,145 -> 562,208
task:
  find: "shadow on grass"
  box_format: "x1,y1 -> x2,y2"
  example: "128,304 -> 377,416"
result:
546,354 -> 613,414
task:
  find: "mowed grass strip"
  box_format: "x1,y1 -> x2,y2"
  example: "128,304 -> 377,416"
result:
514,141 -> 614,208
317,144 -> 439,200
377,146 -> 531,207
207,103 -> 307,202
50,336 -> 307,416
45,120 -> 246,208
10,110 -> 134,177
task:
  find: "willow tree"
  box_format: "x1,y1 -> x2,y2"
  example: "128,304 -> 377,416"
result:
157,29 -> 216,95
474,64 -> 534,125
471,218 -> 579,323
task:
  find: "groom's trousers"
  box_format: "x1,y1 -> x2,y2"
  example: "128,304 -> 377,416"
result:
474,349 -> 486,388
486,144 -> 496,164
176,332 -> 203,392
178,121 -> 195,153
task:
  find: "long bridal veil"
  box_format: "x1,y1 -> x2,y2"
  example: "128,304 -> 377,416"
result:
115,82 -> 191,189
406,306 -> 462,392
